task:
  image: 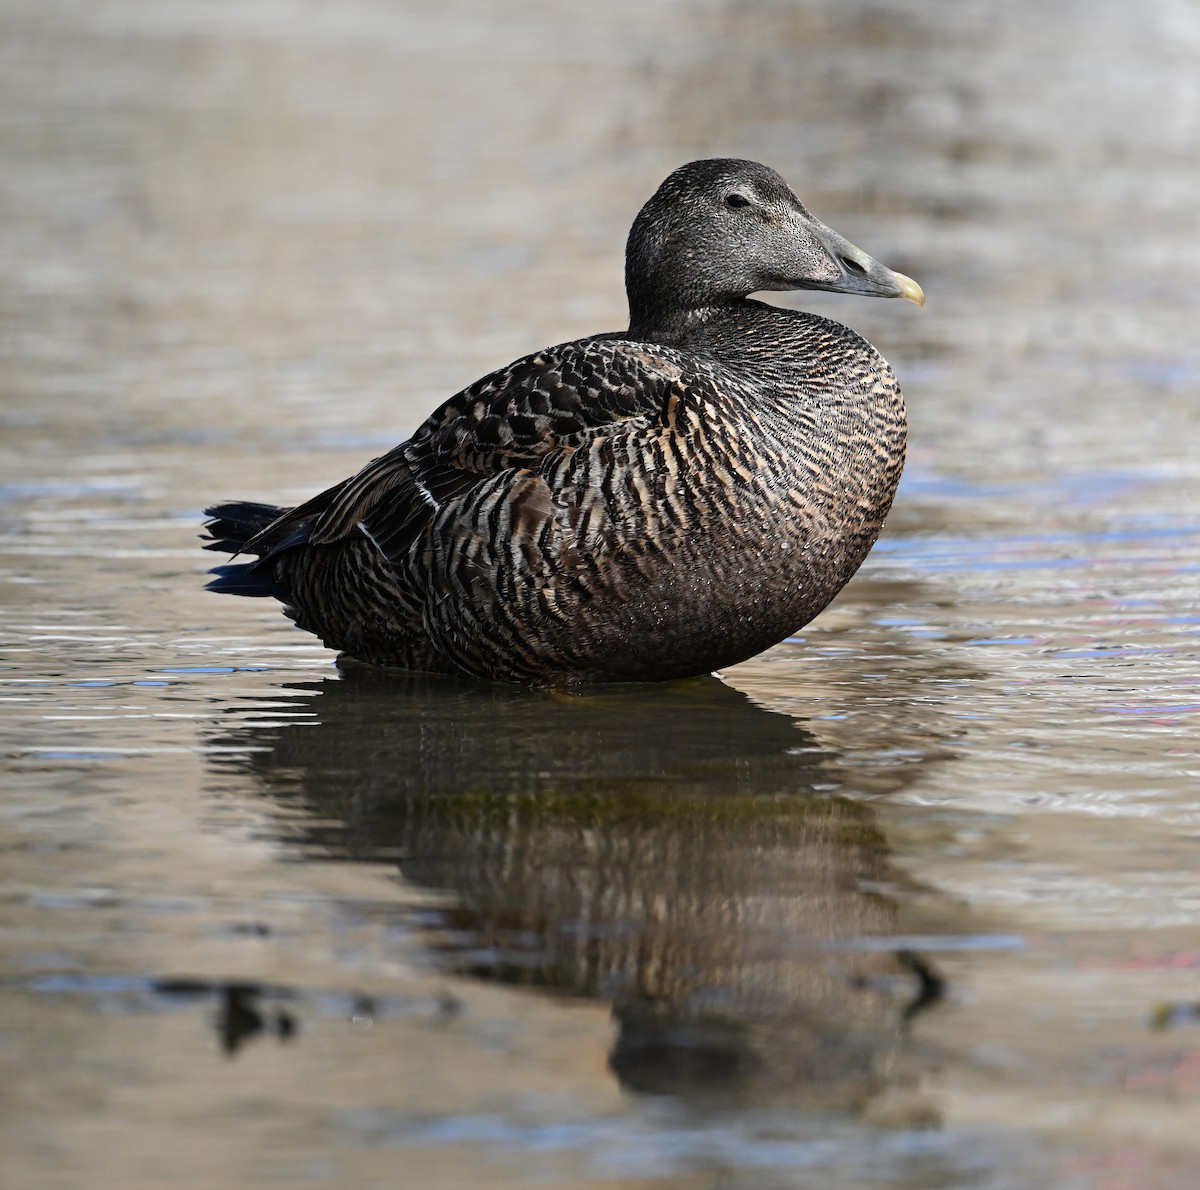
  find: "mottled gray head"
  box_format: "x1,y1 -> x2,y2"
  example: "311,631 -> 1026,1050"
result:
625,159 -> 922,336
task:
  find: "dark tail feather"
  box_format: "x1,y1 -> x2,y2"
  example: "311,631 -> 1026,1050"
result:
203,501 -> 290,599
202,501 -> 286,556
205,561 -> 286,598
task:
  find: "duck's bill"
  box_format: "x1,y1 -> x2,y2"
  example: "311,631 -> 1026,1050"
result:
786,221 -> 925,305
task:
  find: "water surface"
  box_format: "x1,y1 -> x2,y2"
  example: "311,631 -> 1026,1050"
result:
2,0 -> 1200,1186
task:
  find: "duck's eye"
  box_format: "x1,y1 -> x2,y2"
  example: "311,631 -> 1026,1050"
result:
724,193 -> 751,209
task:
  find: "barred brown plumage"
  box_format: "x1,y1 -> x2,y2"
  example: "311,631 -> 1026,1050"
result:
204,159 -> 922,684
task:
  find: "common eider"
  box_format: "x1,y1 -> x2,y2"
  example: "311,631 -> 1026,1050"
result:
204,159 -> 923,683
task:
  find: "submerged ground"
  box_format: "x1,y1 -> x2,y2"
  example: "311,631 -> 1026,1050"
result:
2,0 -> 1199,1186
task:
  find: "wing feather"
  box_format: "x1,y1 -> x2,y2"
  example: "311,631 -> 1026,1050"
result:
244,339 -> 692,565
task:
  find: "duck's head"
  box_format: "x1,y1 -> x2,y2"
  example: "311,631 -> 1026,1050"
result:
625,158 -> 923,337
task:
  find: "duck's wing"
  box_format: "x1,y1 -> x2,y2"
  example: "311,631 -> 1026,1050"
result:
237,339 -> 690,563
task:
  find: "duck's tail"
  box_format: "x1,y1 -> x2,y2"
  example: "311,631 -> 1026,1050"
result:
202,501 -> 290,598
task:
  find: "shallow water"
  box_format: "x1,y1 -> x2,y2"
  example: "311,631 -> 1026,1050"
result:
3,0 -> 1200,1186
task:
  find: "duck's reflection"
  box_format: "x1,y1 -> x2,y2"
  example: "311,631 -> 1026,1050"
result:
212,665 -> 938,1107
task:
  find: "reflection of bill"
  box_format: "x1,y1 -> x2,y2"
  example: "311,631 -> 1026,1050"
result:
211,666 -> 942,1108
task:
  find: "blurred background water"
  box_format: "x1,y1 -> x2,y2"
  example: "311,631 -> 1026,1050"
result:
2,0 -> 1200,1186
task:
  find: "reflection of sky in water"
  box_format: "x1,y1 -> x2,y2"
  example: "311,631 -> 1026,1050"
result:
879,533 -> 1200,572
898,467 -> 1154,507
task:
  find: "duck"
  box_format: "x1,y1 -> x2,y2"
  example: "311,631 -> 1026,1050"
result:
204,159 -> 923,684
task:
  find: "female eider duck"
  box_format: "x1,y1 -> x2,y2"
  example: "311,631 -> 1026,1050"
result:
204,159 -> 923,684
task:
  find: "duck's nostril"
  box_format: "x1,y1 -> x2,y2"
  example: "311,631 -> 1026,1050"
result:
840,255 -> 867,276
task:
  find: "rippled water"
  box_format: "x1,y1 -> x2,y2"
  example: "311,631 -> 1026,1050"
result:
3,0 -> 1200,1186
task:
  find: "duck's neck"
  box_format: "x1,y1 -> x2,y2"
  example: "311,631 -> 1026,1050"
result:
626,295 -> 744,345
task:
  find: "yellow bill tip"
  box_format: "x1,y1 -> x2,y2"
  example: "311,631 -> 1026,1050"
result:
895,273 -> 925,307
